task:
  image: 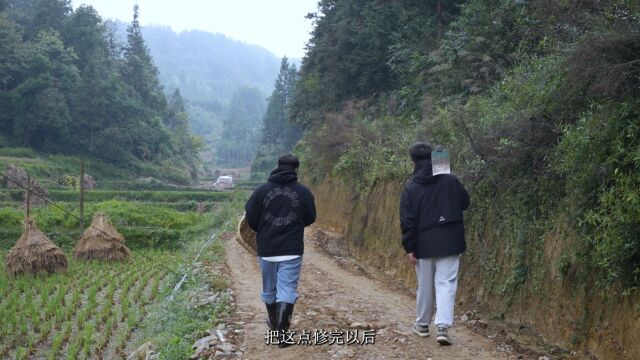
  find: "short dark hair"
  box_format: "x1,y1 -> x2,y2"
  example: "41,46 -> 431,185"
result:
409,142 -> 432,162
278,154 -> 300,169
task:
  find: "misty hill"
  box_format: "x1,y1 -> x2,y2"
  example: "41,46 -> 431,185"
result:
141,26 -> 280,105
143,26 -> 282,145
109,21 -> 280,140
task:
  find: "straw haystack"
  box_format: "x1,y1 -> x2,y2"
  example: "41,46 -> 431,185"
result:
237,215 -> 257,255
73,213 -> 130,262
5,217 -> 68,275
4,165 -> 27,188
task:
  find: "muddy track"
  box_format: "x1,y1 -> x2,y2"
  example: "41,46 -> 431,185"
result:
225,227 -> 515,360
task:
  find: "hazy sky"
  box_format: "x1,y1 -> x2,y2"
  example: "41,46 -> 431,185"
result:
70,0 -> 319,58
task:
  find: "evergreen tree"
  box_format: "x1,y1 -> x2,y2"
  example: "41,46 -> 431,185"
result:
251,57 -> 301,176
166,89 -> 203,177
260,59 -> 289,149
291,0 -> 464,127
118,4 -> 172,162
64,5 -> 118,155
291,0 -> 400,126
63,5 -> 110,69
11,30 -> 79,150
165,89 -> 188,130
217,87 -> 265,166
283,63 -> 301,150
6,0 -> 72,40
122,4 -> 166,112
0,13 -> 24,133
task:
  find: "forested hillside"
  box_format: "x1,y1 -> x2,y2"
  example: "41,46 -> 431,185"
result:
108,22 -> 281,162
144,26 -> 278,163
142,26 -> 279,105
286,0 -> 640,358
0,1 -> 201,182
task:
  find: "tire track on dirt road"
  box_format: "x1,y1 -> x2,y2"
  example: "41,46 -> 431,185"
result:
225,227 -> 510,360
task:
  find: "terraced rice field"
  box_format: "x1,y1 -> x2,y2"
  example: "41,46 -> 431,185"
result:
0,252 -> 172,359
0,187 -> 245,359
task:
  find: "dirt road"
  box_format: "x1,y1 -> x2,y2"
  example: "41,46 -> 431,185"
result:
224,227 -> 513,360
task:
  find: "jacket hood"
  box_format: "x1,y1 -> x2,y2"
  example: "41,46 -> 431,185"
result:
268,166 -> 298,184
412,159 -> 436,185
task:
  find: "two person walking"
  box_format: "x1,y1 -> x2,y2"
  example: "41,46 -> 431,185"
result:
244,143 -> 469,348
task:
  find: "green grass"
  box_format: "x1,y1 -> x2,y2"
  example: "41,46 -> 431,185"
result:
133,220 -> 236,359
0,147 -> 38,158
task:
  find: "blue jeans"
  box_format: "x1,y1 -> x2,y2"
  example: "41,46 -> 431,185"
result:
258,257 -> 303,304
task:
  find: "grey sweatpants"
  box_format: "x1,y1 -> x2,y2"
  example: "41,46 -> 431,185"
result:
415,254 -> 460,328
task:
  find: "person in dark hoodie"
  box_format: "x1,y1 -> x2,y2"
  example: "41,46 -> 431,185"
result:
244,154 -> 316,348
400,142 -> 470,345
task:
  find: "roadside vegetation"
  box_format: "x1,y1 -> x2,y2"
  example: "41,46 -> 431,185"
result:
291,0 -> 640,293
281,1 -> 639,355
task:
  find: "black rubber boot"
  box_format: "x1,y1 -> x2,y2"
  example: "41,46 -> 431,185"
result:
266,303 -> 277,331
276,302 -> 295,348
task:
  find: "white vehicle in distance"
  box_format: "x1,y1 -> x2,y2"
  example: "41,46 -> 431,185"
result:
214,175 -> 234,190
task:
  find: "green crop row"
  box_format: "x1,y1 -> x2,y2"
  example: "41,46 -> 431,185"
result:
0,200 -> 224,250
0,189 -> 242,203
0,199 -> 227,213
0,251 -> 173,359
0,190 -> 249,247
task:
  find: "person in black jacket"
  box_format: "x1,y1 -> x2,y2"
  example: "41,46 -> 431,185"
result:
399,142 -> 470,345
244,154 -> 316,348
